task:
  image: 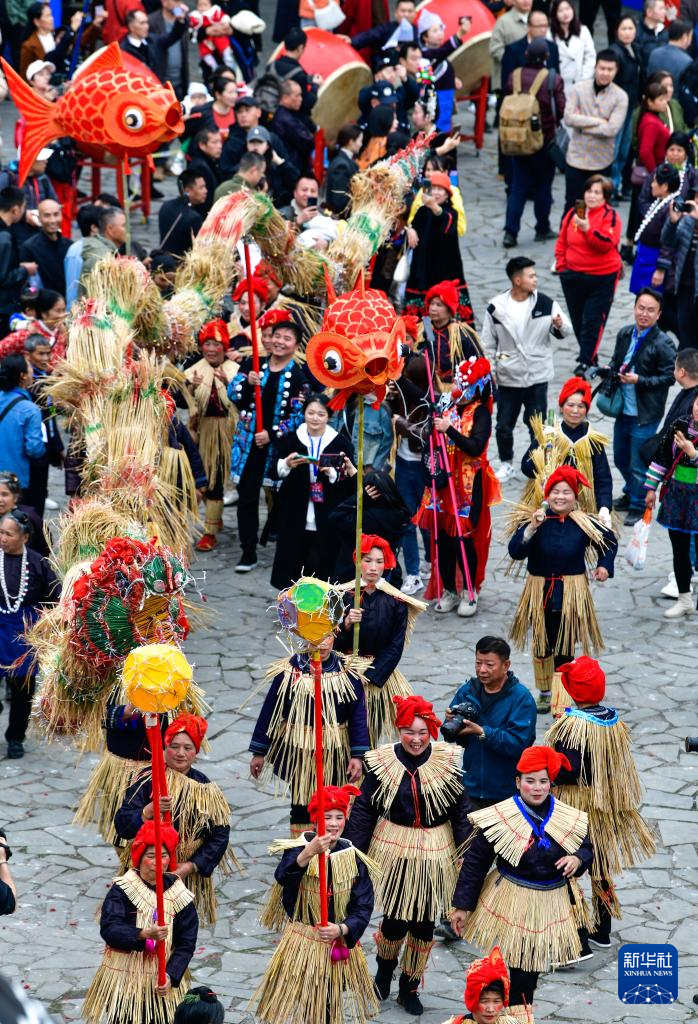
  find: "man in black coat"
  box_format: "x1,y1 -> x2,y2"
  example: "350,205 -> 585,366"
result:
634,0 -> 668,74
269,27 -> 319,124
18,199 -> 69,297
325,124 -> 362,215
0,187 -> 34,336
188,128 -> 224,217
119,5 -> 188,88
500,10 -> 560,91
148,0 -> 190,99
349,0 -> 418,54
272,79 -> 316,178
158,169 -> 207,259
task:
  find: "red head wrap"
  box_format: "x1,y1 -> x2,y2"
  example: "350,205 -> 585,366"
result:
164,713 -> 208,753
558,376 -> 592,410
543,465 -> 591,498
393,695 -> 441,739
258,309 -> 293,331
307,784 -> 361,822
403,314 -> 420,340
131,821 -> 179,869
256,260 -> 282,288
559,657 -> 606,705
464,947 -> 510,1012
353,533 -> 396,571
516,745 -> 571,781
232,276 -> 270,305
425,279 -> 459,316
198,318 -> 229,348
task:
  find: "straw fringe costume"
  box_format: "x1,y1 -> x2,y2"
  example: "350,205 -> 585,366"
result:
416,318 -> 482,385
184,356 -> 239,538
250,652 -> 370,833
336,579 -> 427,747
345,741 -> 471,993
507,510 -> 617,707
546,705 -> 657,932
83,870 -> 197,1024
453,795 -> 592,1004
520,415 -> 613,517
251,834 -> 379,1024
114,766 -> 236,925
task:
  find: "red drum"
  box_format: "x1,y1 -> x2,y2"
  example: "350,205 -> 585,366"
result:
271,27 -> 372,141
416,0 -> 495,94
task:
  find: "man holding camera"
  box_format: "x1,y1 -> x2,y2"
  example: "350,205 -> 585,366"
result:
436,636 -> 536,940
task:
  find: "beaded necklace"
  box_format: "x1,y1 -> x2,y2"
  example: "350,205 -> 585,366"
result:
0,547 -> 29,614
634,168 -> 685,244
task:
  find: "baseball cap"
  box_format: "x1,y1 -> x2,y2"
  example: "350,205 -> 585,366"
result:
370,83 -> 398,105
247,126 -> 271,143
235,95 -> 261,109
26,59 -> 56,82
373,49 -> 399,72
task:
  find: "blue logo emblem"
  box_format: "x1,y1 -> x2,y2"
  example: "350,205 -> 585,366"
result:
618,944 -> 678,1004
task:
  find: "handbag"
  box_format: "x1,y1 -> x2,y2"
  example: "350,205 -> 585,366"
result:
630,164 -> 649,187
546,70 -> 568,171
392,244 -> 411,284
311,0 -> 345,30
595,377 -> 624,418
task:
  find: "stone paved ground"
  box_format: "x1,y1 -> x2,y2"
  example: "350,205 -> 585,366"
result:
2,44 -> 698,1024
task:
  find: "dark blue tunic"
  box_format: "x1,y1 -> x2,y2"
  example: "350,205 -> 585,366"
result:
334,589 -> 408,688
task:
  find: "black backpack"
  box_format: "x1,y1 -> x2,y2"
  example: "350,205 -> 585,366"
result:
253,62 -> 304,115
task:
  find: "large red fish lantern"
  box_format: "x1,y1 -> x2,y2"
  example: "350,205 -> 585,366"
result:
1,43 -> 184,184
305,280 -> 407,410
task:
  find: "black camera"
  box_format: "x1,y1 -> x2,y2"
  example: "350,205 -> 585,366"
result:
685,737 -> 698,753
674,197 -> 693,214
441,698 -> 482,742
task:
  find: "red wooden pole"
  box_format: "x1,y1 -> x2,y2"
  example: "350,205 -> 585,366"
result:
145,714 -> 168,987
310,648 -> 329,927
243,239 -> 264,431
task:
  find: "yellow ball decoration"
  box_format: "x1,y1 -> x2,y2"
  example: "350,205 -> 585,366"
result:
123,643 -> 193,714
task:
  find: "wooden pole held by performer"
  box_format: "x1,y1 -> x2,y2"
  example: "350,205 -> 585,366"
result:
243,237 -> 264,430
310,649 -> 329,927
145,712 -> 168,987
352,395 -> 365,656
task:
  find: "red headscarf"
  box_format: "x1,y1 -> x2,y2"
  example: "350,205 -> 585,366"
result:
425,279 -> 459,316
558,376 -> 592,410
232,276 -> 270,305
198,319 -> 229,348
559,657 -> 606,704
307,784 -> 361,822
256,260 -> 282,289
464,947 -> 510,1012
259,309 -> 293,331
131,821 -> 179,869
516,745 -> 571,781
353,533 -> 396,571
543,465 -> 591,498
164,713 -> 208,753
393,695 -> 441,739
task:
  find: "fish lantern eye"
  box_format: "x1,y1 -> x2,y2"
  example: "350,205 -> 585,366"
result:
123,107 -> 145,131
322,349 -> 344,376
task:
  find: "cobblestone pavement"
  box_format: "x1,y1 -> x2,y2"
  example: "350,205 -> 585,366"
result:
2,74 -> 698,1024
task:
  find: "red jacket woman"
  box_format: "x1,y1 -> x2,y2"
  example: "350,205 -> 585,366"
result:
637,84 -> 671,173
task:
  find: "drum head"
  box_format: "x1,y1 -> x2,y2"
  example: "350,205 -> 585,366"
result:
313,61 -> 373,140
449,32 -> 492,95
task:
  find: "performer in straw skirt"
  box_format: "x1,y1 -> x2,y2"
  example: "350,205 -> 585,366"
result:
184,319 -> 239,552
336,533 -> 426,747
507,465 -> 617,716
520,377 -> 613,526
545,657 -> 656,949
83,822 -> 198,1024
249,633 -> 368,836
450,746 -> 592,1012
441,947 -> 532,1024
114,714 -> 236,926
345,695 -> 472,1017
251,784 -> 379,1024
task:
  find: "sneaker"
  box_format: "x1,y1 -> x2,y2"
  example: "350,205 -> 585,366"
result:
434,590 -> 458,613
419,560 -> 432,576
534,228 -> 556,241
195,534 -> 218,552
223,489 -> 238,507
235,556 -> 258,573
536,692 -> 551,714
401,574 -> 424,595
612,494 -> 630,511
458,592 -> 478,617
503,231 -> 517,248
495,462 -> 514,482
6,740 -> 24,759
588,934 -> 612,949
554,948 -> 594,967
44,497 -> 59,510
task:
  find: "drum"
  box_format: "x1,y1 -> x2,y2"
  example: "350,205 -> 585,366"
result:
270,27 -> 372,141
416,0 -> 495,94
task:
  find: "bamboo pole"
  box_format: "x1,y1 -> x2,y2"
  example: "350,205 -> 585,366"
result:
310,648 -> 328,926
145,714 -> 167,986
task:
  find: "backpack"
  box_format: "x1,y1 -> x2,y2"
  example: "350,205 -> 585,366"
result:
253,62 -> 304,115
499,67 -> 548,156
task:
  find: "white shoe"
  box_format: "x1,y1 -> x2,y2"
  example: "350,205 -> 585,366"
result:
223,489 -> 238,507
419,560 -> 432,576
660,572 -> 693,599
458,592 -> 478,617
495,462 -> 514,482
44,498 -> 59,510
663,593 -> 694,619
401,574 -> 424,595
434,590 -> 458,613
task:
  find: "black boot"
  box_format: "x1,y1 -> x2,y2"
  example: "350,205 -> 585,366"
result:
374,957 -> 397,1000
397,972 -> 424,1015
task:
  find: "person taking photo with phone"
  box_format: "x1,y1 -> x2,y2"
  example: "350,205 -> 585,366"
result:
661,193 -> 698,350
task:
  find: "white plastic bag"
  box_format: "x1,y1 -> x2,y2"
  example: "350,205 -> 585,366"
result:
311,0 -> 345,31
393,246 -> 411,283
624,510 -> 652,571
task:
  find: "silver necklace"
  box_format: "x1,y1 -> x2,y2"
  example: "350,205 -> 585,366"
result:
0,548 -> 29,614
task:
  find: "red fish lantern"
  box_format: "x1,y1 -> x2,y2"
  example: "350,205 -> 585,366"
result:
1,43 -> 183,184
305,280 -> 406,410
